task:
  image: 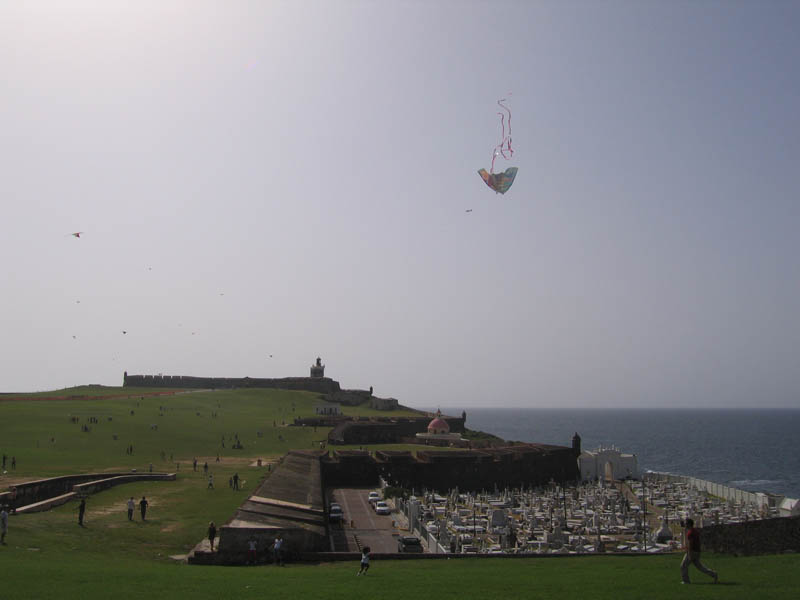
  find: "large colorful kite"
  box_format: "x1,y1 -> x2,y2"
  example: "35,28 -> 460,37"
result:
478,98 -> 518,194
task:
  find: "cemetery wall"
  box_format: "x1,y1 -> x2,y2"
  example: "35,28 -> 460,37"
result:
700,515 -> 800,555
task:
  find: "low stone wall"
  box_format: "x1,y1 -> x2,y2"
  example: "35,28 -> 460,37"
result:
72,473 -> 176,496
1,472 -> 176,511
16,492 -> 77,514
700,515 -> 800,555
647,472 -> 774,509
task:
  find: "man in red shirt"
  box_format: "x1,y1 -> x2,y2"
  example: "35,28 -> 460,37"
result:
681,518 -> 719,584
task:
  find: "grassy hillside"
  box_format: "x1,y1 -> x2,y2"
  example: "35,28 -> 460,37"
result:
1,386 -> 335,477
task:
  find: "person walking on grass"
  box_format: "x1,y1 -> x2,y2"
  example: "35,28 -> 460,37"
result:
78,497 -> 86,526
208,521 -> 217,551
357,546 -> 370,576
208,474 -> 214,489
247,536 -> 257,564
681,518 -> 718,584
272,534 -> 284,566
1,505 -> 8,544
127,497 -> 135,521
139,496 -> 149,521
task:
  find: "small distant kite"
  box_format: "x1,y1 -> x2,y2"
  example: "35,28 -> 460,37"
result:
478,97 -> 518,194
70,232 -> 84,238
122,331 -> 127,335
465,209 -> 473,213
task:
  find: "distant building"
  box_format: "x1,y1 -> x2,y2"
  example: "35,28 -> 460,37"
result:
578,446 -> 639,482
314,402 -> 341,416
778,497 -> 800,517
370,397 -> 399,411
310,357 -> 325,378
415,409 -> 466,445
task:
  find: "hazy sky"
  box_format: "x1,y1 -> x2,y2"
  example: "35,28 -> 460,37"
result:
2,1 -> 799,408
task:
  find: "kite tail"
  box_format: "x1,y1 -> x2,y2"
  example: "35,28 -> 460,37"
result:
490,97 -> 514,173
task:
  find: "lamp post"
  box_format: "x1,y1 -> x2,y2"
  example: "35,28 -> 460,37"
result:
641,479 -> 647,553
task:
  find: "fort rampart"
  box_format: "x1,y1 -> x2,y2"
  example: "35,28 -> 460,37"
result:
123,372 -> 340,394
321,444 -> 578,493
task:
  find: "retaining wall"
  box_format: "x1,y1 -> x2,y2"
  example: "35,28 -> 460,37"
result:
700,515 -> 800,555
1,472 -> 176,512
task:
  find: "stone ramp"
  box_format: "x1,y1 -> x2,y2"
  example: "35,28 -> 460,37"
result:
189,451 -> 328,565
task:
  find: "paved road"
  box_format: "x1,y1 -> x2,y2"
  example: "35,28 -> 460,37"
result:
328,487 -> 399,553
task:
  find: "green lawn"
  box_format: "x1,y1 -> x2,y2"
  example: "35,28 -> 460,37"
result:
1,545 -> 797,600
2,386 -> 798,599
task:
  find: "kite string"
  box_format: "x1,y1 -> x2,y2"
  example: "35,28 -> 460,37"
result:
490,98 -> 514,173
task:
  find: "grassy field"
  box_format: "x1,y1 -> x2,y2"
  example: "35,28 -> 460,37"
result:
2,544 -> 798,599
2,386 -> 799,599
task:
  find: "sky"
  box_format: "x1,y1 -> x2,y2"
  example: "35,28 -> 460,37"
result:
2,1 -> 799,408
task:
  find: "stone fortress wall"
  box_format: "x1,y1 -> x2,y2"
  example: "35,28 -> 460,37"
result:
123,372 -> 340,394
321,444 -> 579,493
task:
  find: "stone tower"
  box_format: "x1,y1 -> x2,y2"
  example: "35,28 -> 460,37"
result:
572,432 -> 582,456
310,357 -> 325,378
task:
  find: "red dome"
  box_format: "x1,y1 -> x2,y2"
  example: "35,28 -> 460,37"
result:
427,417 -> 450,434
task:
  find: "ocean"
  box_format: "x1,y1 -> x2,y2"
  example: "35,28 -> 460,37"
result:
445,408 -> 800,499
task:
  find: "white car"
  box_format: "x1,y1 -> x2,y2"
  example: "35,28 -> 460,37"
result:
367,491 -> 381,504
374,501 -> 391,515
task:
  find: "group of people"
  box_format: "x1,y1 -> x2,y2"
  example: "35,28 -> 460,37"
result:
127,496 -> 149,521
75,495 -> 150,526
205,526 -> 286,566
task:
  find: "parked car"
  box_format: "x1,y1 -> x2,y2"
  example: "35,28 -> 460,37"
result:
329,503 -> 343,522
374,501 -> 391,515
397,536 -> 423,553
367,491 -> 381,504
